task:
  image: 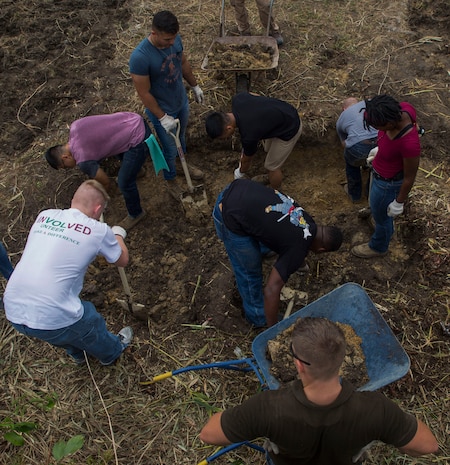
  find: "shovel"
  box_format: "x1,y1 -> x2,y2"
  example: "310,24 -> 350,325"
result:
116,266 -> 146,317
99,214 -> 146,319
168,119 -> 209,217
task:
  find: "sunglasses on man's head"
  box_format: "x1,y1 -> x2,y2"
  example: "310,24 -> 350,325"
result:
290,343 -> 311,366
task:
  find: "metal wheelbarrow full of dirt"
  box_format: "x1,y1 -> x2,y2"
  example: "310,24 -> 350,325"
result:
201,0 -> 279,92
168,119 -> 209,221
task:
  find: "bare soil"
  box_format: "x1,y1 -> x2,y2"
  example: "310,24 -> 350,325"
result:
267,322 -> 369,387
0,0 -> 449,463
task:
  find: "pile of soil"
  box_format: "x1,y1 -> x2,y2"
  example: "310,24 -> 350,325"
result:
267,321 -> 369,387
206,41 -> 276,70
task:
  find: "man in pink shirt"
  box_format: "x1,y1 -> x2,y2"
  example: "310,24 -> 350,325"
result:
45,112 -> 151,230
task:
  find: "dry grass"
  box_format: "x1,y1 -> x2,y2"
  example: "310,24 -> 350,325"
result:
1,0 -> 449,464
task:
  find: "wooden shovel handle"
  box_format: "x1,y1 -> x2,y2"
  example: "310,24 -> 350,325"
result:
118,267 -> 132,298
169,119 -> 194,192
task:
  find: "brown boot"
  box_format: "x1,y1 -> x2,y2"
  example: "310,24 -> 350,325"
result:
351,243 -> 387,258
177,157 -> 204,180
186,163 -> 204,181
165,179 -> 184,201
119,209 -> 147,230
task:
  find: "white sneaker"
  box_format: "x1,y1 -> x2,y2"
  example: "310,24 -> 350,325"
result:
118,326 -> 133,347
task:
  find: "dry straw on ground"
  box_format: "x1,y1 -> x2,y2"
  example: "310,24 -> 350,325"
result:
1,0 -> 449,464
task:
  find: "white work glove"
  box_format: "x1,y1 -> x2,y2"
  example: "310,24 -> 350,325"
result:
111,225 -> 127,239
366,146 -> 378,167
159,113 -> 177,133
234,164 -> 246,180
387,199 -> 404,217
191,85 -> 204,104
263,438 -> 280,455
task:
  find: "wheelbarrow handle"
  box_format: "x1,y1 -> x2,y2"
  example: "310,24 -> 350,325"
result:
219,0 -> 225,37
266,0 -> 274,36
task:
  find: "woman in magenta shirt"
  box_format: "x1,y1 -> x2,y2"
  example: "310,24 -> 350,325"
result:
352,95 -> 421,258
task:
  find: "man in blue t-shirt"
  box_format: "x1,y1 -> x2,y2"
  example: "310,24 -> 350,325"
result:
129,10 -> 205,198
0,242 -> 13,281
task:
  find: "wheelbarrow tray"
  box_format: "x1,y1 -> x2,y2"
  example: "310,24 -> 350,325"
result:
252,283 -> 410,391
201,36 -> 279,71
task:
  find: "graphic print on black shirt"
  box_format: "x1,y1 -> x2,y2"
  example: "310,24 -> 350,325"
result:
265,190 -> 312,239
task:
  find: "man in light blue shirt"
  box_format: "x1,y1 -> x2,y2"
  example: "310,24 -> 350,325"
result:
336,98 -> 378,202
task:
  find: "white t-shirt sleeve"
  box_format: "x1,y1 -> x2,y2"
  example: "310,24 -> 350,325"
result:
100,227 -> 123,264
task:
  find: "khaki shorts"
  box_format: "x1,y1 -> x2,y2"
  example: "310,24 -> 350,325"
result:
263,120 -> 302,171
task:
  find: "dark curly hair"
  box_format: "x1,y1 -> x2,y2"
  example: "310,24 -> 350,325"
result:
323,226 -> 343,252
363,94 -> 401,129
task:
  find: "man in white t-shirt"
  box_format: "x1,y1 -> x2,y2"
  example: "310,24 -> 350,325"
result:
4,180 -> 133,366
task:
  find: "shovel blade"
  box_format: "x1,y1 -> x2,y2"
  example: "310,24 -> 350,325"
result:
117,298 -> 131,312
181,185 -> 208,208
117,298 -> 146,314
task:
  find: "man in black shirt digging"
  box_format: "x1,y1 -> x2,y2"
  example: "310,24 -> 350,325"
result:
212,179 -> 342,327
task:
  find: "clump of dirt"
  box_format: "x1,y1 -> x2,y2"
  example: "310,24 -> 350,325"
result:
267,321 -> 369,387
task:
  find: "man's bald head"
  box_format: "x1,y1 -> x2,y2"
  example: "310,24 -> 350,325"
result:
342,97 -> 359,111
71,180 -> 110,220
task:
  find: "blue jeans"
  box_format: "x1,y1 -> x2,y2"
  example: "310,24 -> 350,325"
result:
344,141 -> 374,201
213,189 -> 267,327
145,100 -> 189,180
369,175 -> 403,253
118,121 -> 152,217
0,243 -> 13,280
10,301 -> 125,365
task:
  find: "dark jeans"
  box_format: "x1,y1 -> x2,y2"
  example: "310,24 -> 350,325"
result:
11,301 -> 125,365
0,243 -> 13,280
118,121 -> 152,217
145,100 -> 189,180
212,188 -> 268,327
344,141 -> 375,201
369,175 -> 403,253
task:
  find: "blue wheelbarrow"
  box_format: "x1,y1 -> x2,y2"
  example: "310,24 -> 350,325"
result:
145,283 -> 410,463
253,282 -> 411,391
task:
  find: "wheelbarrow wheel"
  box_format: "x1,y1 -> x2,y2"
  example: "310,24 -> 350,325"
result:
236,72 -> 250,93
